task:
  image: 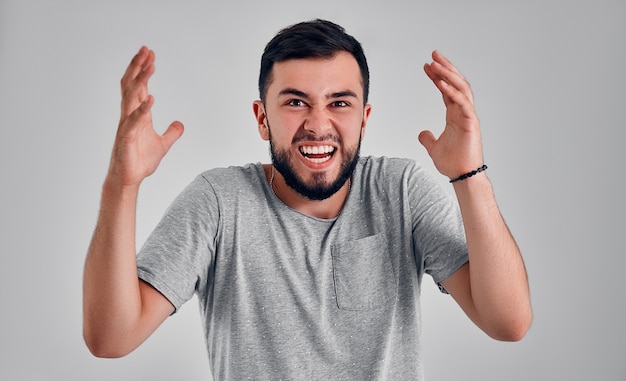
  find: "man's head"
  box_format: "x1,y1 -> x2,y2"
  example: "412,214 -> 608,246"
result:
254,20 -> 371,201
259,19 -> 370,104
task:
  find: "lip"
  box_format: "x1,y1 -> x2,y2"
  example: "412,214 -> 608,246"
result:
297,143 -> 338,169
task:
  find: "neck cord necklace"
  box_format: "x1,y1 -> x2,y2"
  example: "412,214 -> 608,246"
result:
269,166 -> 351,217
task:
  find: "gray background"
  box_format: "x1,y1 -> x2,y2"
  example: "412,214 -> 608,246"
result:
1,0 -> 624,380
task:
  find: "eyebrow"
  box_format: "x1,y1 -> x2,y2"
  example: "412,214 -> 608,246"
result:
278,88 -> 358,100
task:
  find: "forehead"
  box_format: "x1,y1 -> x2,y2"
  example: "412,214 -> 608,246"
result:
267,51 -> 364,100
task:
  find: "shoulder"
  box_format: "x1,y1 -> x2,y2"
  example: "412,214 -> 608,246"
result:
193,163 -> 264,192
199,163 -> 262,183
169,163 -> 264,207
355,156 -> 448,201
357,156 -> 430,182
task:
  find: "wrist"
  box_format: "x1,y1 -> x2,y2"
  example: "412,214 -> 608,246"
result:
449,164 -> 488,183
102,176 -> 141,200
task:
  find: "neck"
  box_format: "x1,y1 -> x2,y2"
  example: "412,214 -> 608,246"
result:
265,164 -> 350,219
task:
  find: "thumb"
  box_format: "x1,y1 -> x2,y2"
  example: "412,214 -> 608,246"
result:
161,121 -> 184,152
418,130 -> 436,154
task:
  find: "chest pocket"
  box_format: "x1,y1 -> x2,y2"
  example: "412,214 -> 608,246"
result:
331,234 -> 397,310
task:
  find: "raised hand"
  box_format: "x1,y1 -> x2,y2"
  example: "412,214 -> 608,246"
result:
419,51 -> 484,180
108,46 -> 184,188
84,47 -> 181,358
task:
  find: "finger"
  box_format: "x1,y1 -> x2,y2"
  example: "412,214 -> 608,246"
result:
120,48 -> 156,118
160,121 -> 185,153
424,63 -> 453,106
120,62 -> 154,116
432,50 -> 464,79
118,94 -> 154,137
427,50 -> 473,99
425,66 -> 475,122
428,60 -> 469,93
423,62 -> 439,83
133,49 -> 156,88
121,46 -> 154,91
436,79 -> 463,107
436,79 -> 477,119
428,61 -> 473,105
418,130 -> 437,154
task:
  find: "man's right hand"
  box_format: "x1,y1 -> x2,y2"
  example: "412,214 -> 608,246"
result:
83,47 -> 180,358
108,46 -> 184,188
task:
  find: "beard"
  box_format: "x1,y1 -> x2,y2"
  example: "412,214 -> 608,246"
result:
269,129 -> 361,201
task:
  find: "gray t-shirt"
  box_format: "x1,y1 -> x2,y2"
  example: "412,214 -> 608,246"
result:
137,156 -> 468,380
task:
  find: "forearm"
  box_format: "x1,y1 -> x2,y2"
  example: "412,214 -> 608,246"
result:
453,175 -> 532,339
82,179 -> 144,356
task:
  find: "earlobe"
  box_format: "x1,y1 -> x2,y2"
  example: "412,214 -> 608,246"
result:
253,100 -> 270,141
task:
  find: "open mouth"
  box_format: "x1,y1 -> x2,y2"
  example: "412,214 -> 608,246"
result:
299,145 -> 336,164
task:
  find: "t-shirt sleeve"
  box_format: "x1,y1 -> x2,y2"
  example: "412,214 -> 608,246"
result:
136,174 -> 218,312
408,164 -> 468,293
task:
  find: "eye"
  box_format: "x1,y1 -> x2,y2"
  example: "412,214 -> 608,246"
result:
331,100 -> 349,107
287,99 -> 306,107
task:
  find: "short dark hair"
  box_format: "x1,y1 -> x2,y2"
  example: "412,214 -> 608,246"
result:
258,19 -> 370,104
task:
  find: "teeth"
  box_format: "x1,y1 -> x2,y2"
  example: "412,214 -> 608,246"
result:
307,157 -> 330,163
300,145 -> 335,155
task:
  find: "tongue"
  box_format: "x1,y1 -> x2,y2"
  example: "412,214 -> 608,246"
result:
306,153 -> 329,159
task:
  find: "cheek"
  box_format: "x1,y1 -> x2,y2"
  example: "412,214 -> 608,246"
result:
340,116 -> 366,141
271,118 -> 306,146
280,113 -> 303,130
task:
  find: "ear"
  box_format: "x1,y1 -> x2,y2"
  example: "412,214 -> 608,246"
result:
360,103 -> 372,140
253,100 -> 270,141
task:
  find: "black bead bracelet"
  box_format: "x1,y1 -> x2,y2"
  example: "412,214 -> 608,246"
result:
449,165 -> 488,183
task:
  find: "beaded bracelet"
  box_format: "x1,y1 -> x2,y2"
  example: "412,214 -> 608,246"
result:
449,165 -> 488,183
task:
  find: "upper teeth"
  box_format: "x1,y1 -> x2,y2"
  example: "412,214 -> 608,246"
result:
300,145 -> 335,155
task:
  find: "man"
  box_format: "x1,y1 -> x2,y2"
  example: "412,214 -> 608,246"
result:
83,19 -> 532,379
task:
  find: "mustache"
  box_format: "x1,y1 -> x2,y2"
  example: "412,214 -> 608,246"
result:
292,133 -> 342,145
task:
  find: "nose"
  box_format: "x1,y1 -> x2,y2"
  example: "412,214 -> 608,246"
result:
303,106 -> 332,135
